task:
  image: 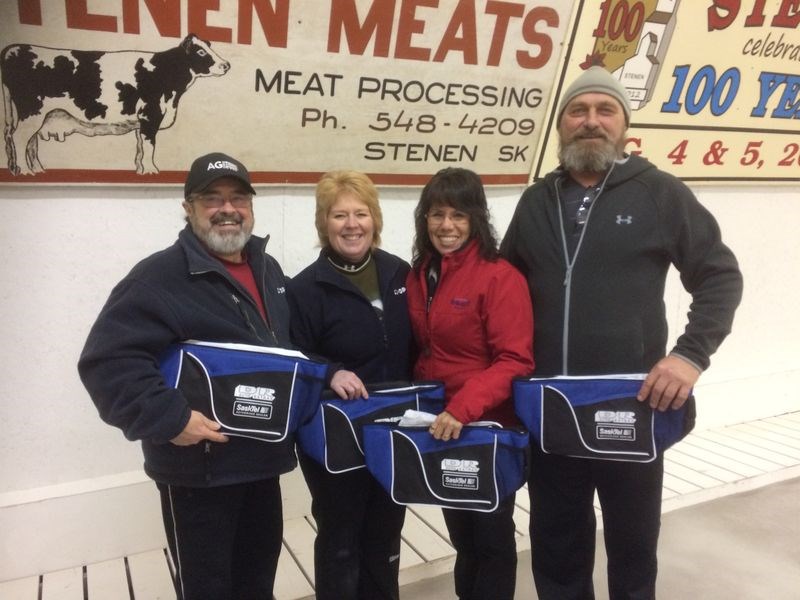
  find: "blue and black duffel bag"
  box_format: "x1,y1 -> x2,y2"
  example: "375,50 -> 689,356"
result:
159,340 -> 327,442
362,423 -> 530,512
297,381 -> 445,473
513,374 -> 695,462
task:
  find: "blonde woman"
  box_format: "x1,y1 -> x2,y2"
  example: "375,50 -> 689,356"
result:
287,170 -> 412,600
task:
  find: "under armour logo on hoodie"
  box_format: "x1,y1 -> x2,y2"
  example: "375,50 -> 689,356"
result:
616,215 -> 633,225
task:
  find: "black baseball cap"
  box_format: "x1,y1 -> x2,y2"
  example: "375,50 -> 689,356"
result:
184,152 -> 256,198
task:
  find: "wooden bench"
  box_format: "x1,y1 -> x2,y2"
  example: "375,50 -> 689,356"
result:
3,412 -> 799,600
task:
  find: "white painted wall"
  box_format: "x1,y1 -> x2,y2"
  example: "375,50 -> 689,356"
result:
0,181 -> 798,581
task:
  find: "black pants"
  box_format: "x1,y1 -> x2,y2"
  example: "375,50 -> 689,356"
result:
442,496 -> 518,600
528,446 -> 664,600
156,477 -> 283,600
299,451 -> 406,600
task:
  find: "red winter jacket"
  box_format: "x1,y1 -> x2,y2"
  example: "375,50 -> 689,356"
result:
406,240 -> 534,426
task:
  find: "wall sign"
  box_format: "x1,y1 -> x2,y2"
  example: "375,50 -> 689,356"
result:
534,0 -> 800,183
0,0 -> 574,186
4,1 -> 796,186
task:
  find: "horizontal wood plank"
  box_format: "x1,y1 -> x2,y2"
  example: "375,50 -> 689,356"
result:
695,430 -> 799,467
41,566 -> 82,600
514,485 -> 530,511
511,503 -> 529,537
274,541 -> 314,600
400,509 -> 454,562
281,517 -> 316,582
86,558 -> 129,599
713,425 -> 800,460
666,447 -> 745,483
670,442 -> 762,478
662,472 -> 703,495
408,504 -> 451,544
747,421 -> 800,445
127,549 -> 175,600
762,416 -> 800,437
660,486 -> 680,500
0,576 -> 39,599
664,457 -> 728,489
680,436 -> 784,472
399,538 -> 425,569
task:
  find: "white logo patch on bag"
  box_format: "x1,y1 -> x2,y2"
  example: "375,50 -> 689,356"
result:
595,410 -> 636,441
441,458 -> 480,490
232,384 -> 276,420
233,400 -> 273,420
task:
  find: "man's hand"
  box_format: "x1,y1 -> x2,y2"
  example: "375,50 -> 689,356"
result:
429,411 -> 463,441
637,355 -> 701,412
330,369 -> 368,400
170,410 -> 229,446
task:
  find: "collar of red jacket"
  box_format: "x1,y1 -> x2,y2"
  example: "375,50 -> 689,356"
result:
424,238 -> 479,274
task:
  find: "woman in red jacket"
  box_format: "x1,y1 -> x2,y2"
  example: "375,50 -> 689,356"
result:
406,167 -> 535,600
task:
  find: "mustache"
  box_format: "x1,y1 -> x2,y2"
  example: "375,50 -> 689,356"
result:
210,213 -> 243,225
574,128 -> 609,141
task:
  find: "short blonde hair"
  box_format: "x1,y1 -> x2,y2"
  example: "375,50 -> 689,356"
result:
315,170 -> 383,247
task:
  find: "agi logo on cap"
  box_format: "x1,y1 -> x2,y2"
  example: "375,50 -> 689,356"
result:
207,160 -> 240,172
184,151 -> 256,197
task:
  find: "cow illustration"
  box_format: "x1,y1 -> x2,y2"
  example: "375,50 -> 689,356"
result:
1,34 -> 229,176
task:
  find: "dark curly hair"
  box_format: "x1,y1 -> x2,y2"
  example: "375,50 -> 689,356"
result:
411,167 -> 499,270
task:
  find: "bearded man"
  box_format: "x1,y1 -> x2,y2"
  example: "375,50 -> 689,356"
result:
79,152 -> 363,599
501,68 -> 743,599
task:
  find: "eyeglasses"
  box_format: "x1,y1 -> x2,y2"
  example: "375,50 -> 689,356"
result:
427,208 -> 469,225
190,192 -> 252,209
575,187 -> 599,231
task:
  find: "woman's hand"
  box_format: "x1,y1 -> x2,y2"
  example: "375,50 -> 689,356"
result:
429,410 -> 463,441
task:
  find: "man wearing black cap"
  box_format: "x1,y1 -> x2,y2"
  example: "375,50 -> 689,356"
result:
79,152 -> 365,599
501,68 -> 743,599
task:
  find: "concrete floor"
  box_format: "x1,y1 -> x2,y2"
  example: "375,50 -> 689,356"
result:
400,477 -> 800,599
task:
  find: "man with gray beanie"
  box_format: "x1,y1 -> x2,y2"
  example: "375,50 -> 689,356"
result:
79,152 -> 365,599
501,67 -> 743,599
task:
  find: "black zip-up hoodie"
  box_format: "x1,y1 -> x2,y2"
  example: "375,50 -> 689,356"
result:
501,154 -> 743,377
78,226 -> 297,486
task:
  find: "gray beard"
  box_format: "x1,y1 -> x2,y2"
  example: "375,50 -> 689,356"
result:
198,226 -> 252,257
558,138 -> 619,173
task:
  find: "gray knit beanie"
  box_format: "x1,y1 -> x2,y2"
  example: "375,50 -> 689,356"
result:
556,66 -> 631,125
